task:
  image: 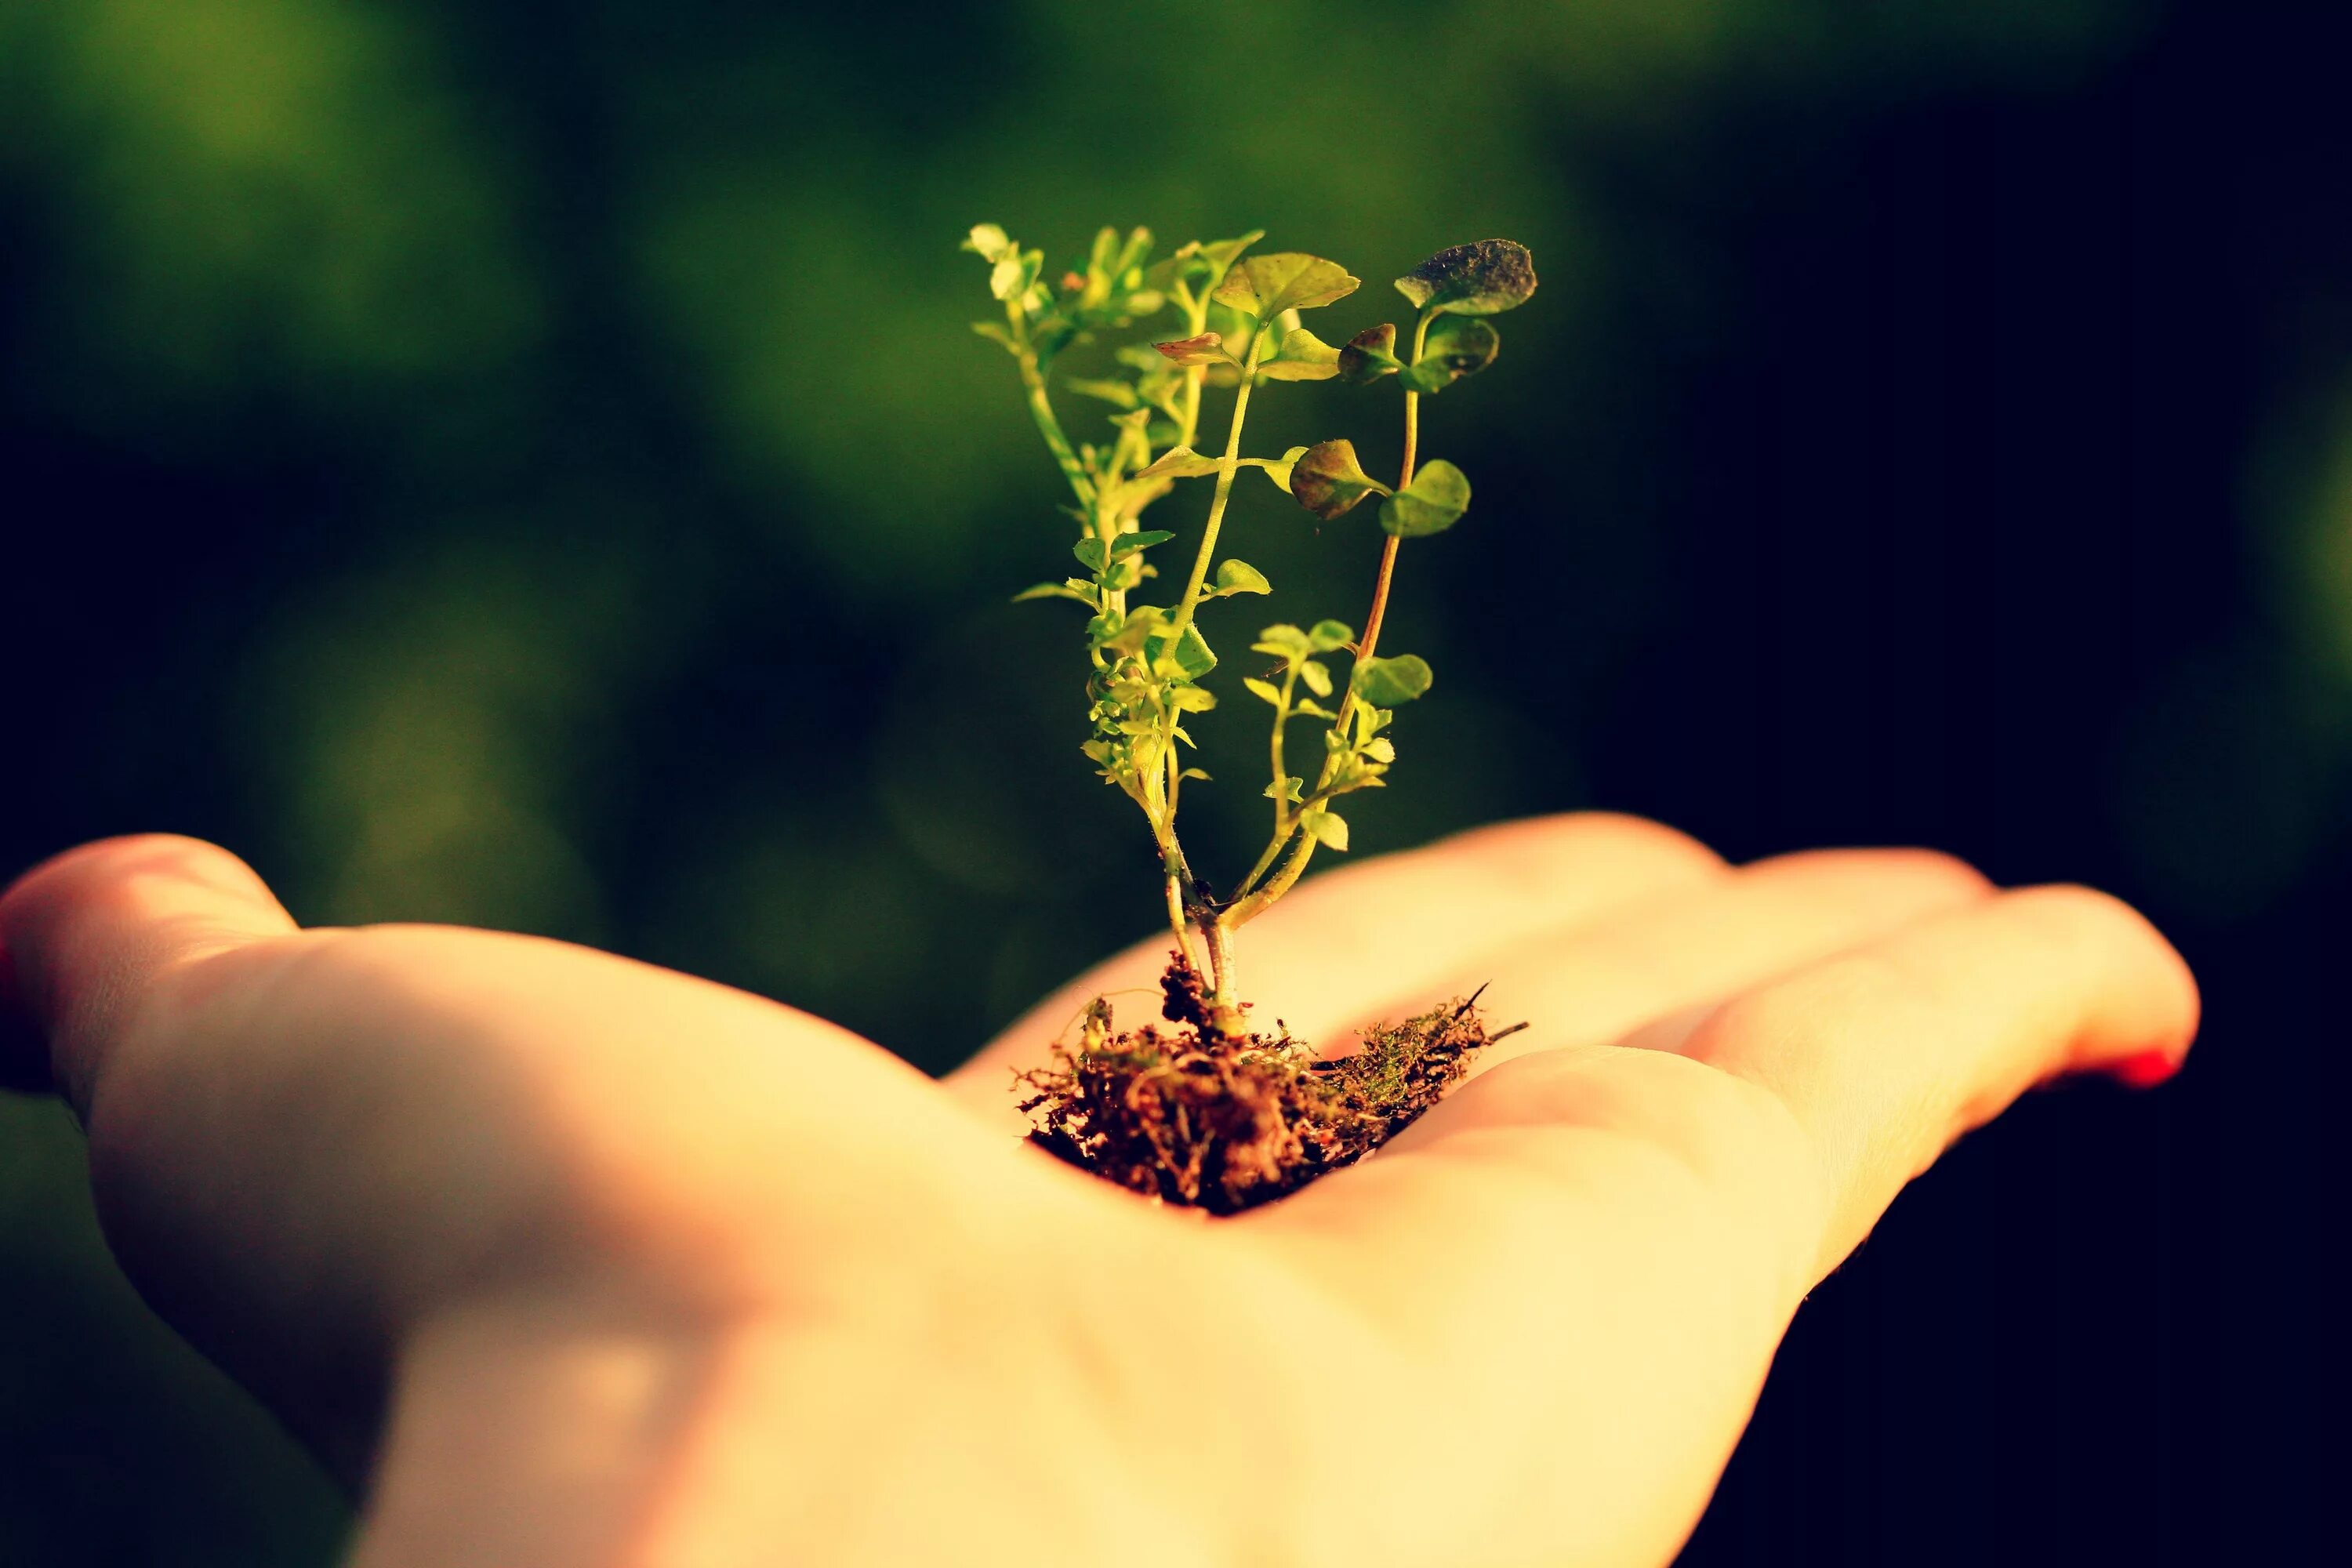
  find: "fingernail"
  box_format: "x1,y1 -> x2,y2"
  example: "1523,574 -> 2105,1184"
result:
2109,1051 -> 2180,1089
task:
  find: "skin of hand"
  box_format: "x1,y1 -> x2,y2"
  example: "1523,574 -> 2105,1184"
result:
0,815 -> 2196,1568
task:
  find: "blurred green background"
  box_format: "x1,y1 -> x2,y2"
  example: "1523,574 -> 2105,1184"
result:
3,1 -> 2347,1563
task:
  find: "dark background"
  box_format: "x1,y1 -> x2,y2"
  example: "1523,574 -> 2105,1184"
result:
2,1 -> 2344,1562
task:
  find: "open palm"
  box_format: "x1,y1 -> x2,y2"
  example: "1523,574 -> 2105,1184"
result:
0,815 -> 2194,1566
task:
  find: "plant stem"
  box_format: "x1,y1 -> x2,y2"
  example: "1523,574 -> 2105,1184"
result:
1016,347 -> 1093,506
1268,664 -> 1297,837
1221,829 -> 1314,930
1229,666 -> 1301,900
1167,329 -> 1267,641
1165,869 -> 1204,974
1204,916 -> 1240,1025
1337,308 -> 1433,710
1156,817 -> 1208,971
1221,310 -> 1439,935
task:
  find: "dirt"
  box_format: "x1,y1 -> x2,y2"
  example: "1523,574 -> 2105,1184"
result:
1015,954 -> 1519,1214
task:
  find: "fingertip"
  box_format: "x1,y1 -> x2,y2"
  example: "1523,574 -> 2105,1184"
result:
0,835 -> 296,1107
2005,883 -> 2203,1069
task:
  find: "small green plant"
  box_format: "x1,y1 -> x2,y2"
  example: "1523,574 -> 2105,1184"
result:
969,223 -> 1537,1206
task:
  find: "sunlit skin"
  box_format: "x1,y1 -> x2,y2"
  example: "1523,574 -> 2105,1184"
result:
0,815 -> 2195,1567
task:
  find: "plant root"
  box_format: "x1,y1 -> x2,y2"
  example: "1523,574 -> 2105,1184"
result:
1015,953 -> 1516,1214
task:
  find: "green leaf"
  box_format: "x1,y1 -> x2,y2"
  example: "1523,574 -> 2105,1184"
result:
1168,685 -> 1218,713
1307,619 -> 1355,652
1265,775 -> 1305,804
1338,323 -> 1403,383
1295,699 -> 1338,720
1289,439 -> 1388,520
1394,239 -> 1538,316
1111,227 -> 1154,280
1258,326 -> 1341,382
1073,537 -> 1111,572
1065,376 -> 1140,408
1252,623 -> 1308,658
964,223 -> 1013,262
1258,445 -> 1309,494
1097,604 -> 1167,655
1132,445 -> 1225,481
1196,230 -> 1264,274
1148,622 -> 1218,680
1352,653 -> 1433,706
1152,332 -> 1236,367
1203,299 -> 1256,347
991,248 -> 1043,303
1298,659 -> 1333,698
1163,230 -> 1265,292
1425,314 -> 1501,376
1377,460 -> 1471,536
1012,581 -> 1097,606
1301,809 -> 1351,851
1211,559 -> 1272,597
1401,316 -> 1501,394
1214,253 -> 1360,318
1243,677 -> 1284,707
1363,737 -> 1397,764
971,321 -> 1018,352
1111,528 -> 1178,557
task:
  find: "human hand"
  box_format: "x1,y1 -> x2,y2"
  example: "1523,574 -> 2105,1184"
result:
0,816 -> 2194,1566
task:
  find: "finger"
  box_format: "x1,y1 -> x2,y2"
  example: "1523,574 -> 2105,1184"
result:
1,834 -> 1036,1485
1298,882 -> 2193,1303
0,834 -> 297,1113
948,811 -> 1727,1104
1417,847 -> 1997,1077
1236,881 -> 2191,1565
1248,847 -> 1999,1306
1660,882 -> 2199,1271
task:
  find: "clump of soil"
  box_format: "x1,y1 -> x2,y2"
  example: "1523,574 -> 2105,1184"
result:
1016,954 -> 1519,1214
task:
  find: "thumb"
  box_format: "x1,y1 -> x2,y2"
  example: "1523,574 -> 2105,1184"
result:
0,833 -> 297,1115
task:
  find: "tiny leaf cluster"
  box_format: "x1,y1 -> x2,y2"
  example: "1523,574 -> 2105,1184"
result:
967,224 -> 1537,1025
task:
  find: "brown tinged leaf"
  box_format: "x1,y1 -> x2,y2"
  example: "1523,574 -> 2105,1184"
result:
1153,332 -> 1235,366
1394,238 -> 1538,317
1338,322 -> 1403,383
1289,438 -> 1388,520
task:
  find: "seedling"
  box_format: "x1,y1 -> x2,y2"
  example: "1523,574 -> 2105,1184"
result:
967,225 -> 1537,1210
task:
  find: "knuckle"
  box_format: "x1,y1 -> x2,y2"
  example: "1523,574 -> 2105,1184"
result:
1765,844 -> 1993,900
1875,847 -> 1995,898
1449,811 -> 1727,884
2002,880 -> 2140,931
1995,883 -> 2165,967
